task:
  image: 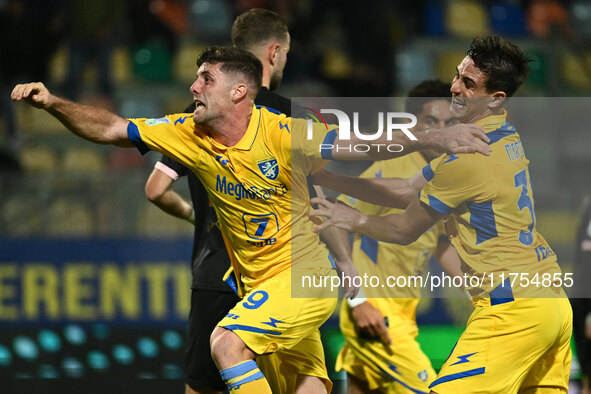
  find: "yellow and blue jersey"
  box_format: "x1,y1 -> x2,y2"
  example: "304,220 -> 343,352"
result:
419,110 -> 561,298
338,153 -> 444,393
127,106 -> 335,292
340,153 -> 445,337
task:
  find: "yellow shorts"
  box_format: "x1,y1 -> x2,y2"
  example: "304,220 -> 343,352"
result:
336,300 -> 435,393
430,296 -> 572,394
257,330 -> 332,393
217,267 -> 337,391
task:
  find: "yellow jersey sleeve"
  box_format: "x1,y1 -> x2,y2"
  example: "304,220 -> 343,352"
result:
420,153 -> 497,215
127,113 -> 202,169
287,118 -> 337,175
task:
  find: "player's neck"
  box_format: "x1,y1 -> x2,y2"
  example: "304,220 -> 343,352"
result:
208,105 -> 253,147
261,66 -> 272,90
465,107 -> 503,124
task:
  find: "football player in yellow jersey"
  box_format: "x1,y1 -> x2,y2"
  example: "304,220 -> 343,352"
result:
311,36 -> 572,393
334,80 -> 464,394
11,46 -> 491,393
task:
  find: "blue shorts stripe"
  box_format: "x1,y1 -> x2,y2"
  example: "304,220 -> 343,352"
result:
126,122 -> 150,155
227,371 -> 264,390
221,324 -> 282,335
220,360 -> 258,381
376,366 -> 429,394
428,367 -> 485,389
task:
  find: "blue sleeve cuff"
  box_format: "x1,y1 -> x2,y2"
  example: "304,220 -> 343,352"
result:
127,121 -> 151,155
320,129 -> 338,160
422,163 -> 434,181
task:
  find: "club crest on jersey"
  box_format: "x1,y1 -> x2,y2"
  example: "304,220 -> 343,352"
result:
257,158 -> 279,180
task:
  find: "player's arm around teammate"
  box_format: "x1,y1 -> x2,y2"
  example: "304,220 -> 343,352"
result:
311,190 -> 442,247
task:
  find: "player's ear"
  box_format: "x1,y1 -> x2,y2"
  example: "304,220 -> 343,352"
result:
268,43 -> 280,66
488,91 -> 506,110
231,83 -> 248,102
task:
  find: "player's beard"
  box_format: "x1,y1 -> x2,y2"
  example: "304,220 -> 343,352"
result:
269,70 -> 283,91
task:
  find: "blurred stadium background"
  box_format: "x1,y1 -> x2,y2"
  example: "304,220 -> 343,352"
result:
1,0 -> 591,393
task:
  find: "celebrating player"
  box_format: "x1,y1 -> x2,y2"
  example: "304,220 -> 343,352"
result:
144,9 -> 292,394
311,36 -> 573,393
333,80 -> 464,394
12,45 -> 490,393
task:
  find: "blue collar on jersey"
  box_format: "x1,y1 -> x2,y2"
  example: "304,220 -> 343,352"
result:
485,121 -> 516,145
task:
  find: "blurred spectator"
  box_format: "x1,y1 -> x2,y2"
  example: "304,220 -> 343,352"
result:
61,0 -> 124,101
128,0 -> 181,58
572,195 -> 591,394
0,0 -> 63,171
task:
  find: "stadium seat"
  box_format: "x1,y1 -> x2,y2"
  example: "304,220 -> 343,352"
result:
187,0 -> 232,42
173,41 -> 207,83
48,45 -> 68,86
46,198 -> 94,236
423,2 -> 445,36
526,51 -> 549,89
445,0 -> 489,37
0,195 -> 42,234
527,0 -> 569,38
16,105 -> 66,134
132,42 -> 173,83
112,46 -> 133,84
119,97 -> 163,119
561,51 -> 591,89
490,2 -> 526,36
107,150 -> 147,170
570,1 -> 591,39
136,202 -> 193,236
20,145 -> 58,173
62,147 -> 106,173
436,51 -> 466,85
321,48 -> 353,79
395,48 -> 435,91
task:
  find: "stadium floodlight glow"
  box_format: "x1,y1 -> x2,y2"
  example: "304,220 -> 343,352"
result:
61,356 -> 85,378
137,337 -> 159,358
13,336 -> 39,360
38,329 -> 61,353
0,344 -> 12,366
112,344 -> 135,365
87,350 -> 110,370
64,324 -> 87,346
161,330 -> 182,350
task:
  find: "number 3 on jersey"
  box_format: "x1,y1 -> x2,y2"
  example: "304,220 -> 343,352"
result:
514,169 -> 535,246
243,212 -> 279,244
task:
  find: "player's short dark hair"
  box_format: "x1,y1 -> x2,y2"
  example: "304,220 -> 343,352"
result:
468,36 -> 532,97
231,8 -> 289,50
196,46 -> 263,94
405,79 -> 452,115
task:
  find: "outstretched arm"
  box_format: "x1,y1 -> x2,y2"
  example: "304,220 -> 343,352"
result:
11,82 -> 132,147
312,168 -> 427,209
310,196 -> 443,246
